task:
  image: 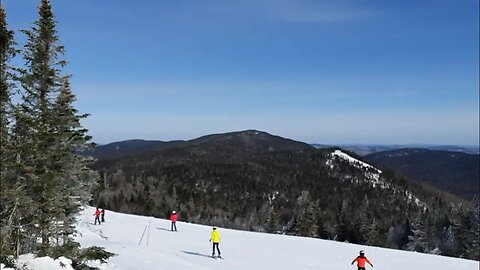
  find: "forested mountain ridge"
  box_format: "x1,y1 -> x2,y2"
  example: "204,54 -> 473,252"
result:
312,144 -> 480,156
91,131 -> 479,260
365,148 -> 480,200
87,130 -> 313,161
84,139 -> 184,160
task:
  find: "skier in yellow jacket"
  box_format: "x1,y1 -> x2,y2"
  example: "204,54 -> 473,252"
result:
209,227 -> 221,258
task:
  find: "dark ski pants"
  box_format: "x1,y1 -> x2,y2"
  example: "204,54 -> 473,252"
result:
212,242 -> 221,256
101,214 -> 105,223
171,222 -> 177,231
357,267 -> 366,270
94,217 -> 101,225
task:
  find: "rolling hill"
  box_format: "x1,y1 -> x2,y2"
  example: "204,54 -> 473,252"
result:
365,148 -> 480,200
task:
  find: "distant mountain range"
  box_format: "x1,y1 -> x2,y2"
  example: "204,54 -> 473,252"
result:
88,132 -> 479,201
87,130 -> 479,259
311,144 -> 479,156
87,130 -> 313,160
86,139 -> 183,160
364,148 -> 480,200
91,139 -> 479,161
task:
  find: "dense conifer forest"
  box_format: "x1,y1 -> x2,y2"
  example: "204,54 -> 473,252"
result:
92,132 -> 479,260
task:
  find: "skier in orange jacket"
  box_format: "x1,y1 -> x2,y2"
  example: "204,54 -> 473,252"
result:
170,211 -> 178,231
93,207 -> 101,225
351,250 -> 373,270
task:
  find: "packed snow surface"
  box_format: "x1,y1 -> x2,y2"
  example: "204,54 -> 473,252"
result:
1,255 -> 74,270
5,207 -> 478,270
78,207 -> 477,270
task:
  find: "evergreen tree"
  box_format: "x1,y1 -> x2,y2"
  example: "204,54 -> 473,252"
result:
15,0 -> 98,255
351,201 -> 369,244
299,201 -> 318,237
0,1 -> 111,266
454,202 -> 480,260
465,199 -> 479,260
335,213 -> 351,242
16,0 -> 66,253
0,0 -> 13,211
399,218 -> 412,249
293,191 -> 318,237
407,214 -> 428,253
50,78 -> 98,247
315,212 -> 331,240
265,205 -> 279,233
0,4 -> 36,260
440,225 -> 458,256
366,218 -> 385,247
0,2 -> 18,258
0,3 -> 14,139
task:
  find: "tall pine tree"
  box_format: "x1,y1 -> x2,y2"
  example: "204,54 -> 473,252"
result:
0,2 -> 16,258
16,0 -> 98,255
49,78 -> 98,249
406,214 -> 429,253
293,191 -> 318,237
17,0 -> 66,253
0,3 -> 33,260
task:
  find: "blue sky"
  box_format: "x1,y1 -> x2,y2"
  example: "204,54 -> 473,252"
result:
3,0 -> 479,145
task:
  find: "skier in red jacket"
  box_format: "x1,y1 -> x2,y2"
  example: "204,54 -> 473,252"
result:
93,207 -> 101,225
351,250 -> 373,270
170,211 -> 178,231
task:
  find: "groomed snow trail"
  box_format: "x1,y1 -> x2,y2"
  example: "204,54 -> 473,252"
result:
74,207 -> 478,270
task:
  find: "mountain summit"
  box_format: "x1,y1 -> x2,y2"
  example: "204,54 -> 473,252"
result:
89,130 -> 313,160
187,130 -> 314,153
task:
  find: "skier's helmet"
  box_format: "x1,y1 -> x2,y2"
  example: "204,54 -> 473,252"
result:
172,211 -> 176,214
359,250 -> 365,255
213,226 -> 217,230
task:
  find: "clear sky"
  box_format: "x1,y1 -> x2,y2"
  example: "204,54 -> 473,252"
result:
3,0 -> 479,145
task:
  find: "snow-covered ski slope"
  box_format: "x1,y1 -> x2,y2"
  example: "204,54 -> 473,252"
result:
74,207 -> 478,270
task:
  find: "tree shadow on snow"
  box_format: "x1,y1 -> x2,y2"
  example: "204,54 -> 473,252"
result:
155,227 -> 172,232
181,251 -> 212,258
